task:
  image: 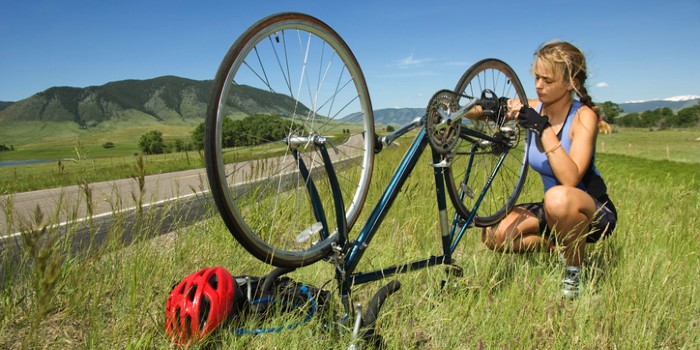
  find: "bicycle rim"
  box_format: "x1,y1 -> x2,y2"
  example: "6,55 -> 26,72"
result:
446,58 -> 529,227
205,13 -> 375,267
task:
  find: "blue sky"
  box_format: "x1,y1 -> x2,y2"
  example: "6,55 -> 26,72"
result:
1,0 -> 698,109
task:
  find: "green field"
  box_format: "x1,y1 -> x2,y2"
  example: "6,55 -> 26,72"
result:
1,128 -> 699,348
0,118 -> 368,194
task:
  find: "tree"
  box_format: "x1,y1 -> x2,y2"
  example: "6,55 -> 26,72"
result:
639,109 -> 663,128
618,112 -> 641,127
138,130 -> 165,154
191,123 -> 205,150
671,104 -> 700,128
599,101 -> 622,124
174,139 -> 193,152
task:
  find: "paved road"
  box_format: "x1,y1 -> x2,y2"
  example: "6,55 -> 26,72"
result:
1,167 -> 212,237
0,133 -> 365,256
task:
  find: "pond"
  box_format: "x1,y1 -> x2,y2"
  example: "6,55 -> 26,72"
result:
0,159 -> 56,167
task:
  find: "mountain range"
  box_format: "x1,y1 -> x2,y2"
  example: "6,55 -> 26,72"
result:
0,76 -> 309,128
0,76 -> 697,127
617,96 -> 700,114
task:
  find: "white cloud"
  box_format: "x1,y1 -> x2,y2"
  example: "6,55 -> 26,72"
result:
395,53 -> 431,68
595,82 -> 609,88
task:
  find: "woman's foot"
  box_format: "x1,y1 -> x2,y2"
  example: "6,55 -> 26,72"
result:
562,265 -> 582,299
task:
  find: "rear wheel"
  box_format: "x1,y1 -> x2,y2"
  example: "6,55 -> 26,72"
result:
445,59 -> 530,227
205,13 -> 375,267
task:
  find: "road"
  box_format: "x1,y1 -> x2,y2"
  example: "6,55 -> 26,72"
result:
1,167 -> 212,237
0,133 -> 366,260
0,167 -> 215,262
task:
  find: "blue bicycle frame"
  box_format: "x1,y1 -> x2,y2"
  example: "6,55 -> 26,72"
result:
309,115 -> 516,311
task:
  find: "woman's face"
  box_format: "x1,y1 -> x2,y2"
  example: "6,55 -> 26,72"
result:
533,59 -> 571,104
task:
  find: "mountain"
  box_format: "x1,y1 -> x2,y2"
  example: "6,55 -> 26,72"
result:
0,76 -> 310,127
0,101 -> 13,112
618,96 -> 700,114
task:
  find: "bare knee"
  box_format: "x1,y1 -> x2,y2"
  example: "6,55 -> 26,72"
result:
481,226 -> 501,251
543,186 -> 576,220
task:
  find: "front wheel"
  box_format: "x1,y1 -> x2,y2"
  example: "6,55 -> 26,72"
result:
444,59 -> 529,227
205,13 -> 375,267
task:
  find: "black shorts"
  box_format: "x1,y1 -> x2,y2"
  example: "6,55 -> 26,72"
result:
517,194 -> 617,243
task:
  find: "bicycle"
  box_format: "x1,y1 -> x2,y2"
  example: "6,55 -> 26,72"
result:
204,12 -> 530,344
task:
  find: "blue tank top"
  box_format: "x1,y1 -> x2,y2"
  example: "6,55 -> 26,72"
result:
527,100 -> 608,199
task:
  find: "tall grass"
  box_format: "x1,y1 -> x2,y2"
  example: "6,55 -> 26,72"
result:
1,131 -> 699,348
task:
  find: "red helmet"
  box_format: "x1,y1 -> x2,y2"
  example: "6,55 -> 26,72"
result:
165,266 -> 241,345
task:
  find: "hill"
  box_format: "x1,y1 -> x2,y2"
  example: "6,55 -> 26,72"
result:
0,101 -> 13,112
0,76 -> 310,128
618,96 -> 700,113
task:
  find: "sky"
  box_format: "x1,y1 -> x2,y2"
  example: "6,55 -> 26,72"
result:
1,0 -> 699,109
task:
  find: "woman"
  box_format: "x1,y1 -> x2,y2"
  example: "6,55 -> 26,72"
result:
482,41 -> 617,299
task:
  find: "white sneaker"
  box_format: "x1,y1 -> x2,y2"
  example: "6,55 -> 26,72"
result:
562,266 -> 582,299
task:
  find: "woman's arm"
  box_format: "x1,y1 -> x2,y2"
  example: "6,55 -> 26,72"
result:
542,106 -> 598,186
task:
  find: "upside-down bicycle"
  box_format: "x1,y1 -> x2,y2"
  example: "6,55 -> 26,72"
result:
204,12 -> 530,344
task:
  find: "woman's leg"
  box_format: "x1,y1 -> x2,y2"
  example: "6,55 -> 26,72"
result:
542,186 -> 597,267
481,206 -> 552,253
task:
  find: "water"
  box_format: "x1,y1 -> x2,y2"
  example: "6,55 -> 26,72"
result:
0,159 -> 56,167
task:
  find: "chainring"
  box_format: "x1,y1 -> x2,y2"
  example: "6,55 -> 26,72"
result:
426,89 -> 461,154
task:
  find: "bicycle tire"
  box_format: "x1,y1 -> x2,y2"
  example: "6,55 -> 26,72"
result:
205,13 -> 375,267
445,58 -> 529,227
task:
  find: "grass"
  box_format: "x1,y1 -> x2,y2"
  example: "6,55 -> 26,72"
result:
0,119 -> 358,194
1,126 -> 698,195
1,129 -> 699,348
597,127 -> 700,163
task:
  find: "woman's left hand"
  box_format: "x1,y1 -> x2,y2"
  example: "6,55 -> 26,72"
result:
506,98 -> 523,120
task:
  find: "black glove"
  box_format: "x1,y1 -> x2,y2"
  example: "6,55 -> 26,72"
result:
478,96 -> 510,122
517,106 -> 550,135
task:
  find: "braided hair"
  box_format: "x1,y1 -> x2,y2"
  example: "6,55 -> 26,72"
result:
533,41 -> 612,134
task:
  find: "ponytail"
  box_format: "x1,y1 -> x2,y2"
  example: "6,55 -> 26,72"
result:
577,85 -> 612,135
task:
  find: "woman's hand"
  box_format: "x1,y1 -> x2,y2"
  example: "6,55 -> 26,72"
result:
518,106 -> 550,135
506,98 -> 523,120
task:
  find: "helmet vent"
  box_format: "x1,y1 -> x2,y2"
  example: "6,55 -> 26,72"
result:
199,296 -> 212,330
174,307 -> 181,327
187,285 -> 197,302
208,274 -> 219,289
185,315 -> 192,335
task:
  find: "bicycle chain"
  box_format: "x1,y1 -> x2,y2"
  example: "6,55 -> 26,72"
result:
425,89 -> 461,154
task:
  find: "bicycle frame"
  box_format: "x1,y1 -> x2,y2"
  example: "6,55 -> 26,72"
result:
307,115 -> 517,313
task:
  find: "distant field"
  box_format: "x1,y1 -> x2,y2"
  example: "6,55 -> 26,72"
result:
597,128 -> 700,163
0,117 -> 202,160
0,126 -> 698,195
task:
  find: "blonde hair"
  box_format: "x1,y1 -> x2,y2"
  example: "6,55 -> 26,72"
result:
533,41 -> 612,134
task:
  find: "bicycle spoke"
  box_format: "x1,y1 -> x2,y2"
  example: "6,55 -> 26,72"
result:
205,13 -> 374,267
446,59 -> 529,227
